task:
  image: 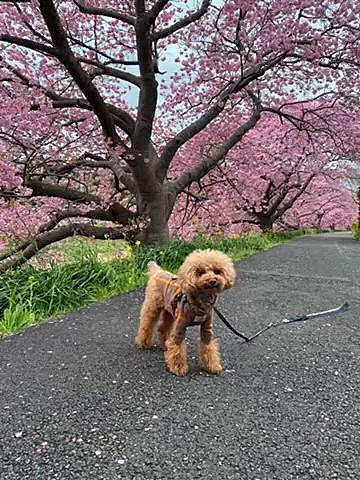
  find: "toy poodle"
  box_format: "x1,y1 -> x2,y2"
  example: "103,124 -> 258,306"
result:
136,249 -> 236,376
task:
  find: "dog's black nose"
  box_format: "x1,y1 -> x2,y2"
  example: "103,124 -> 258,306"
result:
209,279 -> 217,286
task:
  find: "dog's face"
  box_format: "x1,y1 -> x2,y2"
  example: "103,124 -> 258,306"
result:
178,249 -> 236,295
192,265 -> 228,292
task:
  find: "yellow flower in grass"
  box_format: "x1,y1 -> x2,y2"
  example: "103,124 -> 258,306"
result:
124,244 -> 134,258
135,240 -> 141,246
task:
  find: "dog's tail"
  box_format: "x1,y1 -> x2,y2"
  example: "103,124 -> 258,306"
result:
147,261 -> 162,276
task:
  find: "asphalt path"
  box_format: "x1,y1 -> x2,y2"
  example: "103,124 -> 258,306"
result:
0,232 -> 359,480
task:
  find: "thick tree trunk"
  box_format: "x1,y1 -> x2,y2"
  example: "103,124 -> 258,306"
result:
141,219 -> 170,244
137,185 -> 175,244
315,212 -> 324,230
258,217 -> 274,232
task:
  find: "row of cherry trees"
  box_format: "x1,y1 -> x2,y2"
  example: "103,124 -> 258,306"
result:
0,0 -> 359,270
170,110 -> 359,237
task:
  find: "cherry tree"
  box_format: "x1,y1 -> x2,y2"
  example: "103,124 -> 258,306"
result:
281,176 -> 356,230
170,109 -> 359,235
0,0 -> 359,270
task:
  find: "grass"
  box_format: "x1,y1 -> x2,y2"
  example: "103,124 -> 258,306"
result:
351,221 -> 360,240
27,236 -> 127,268
0,230 -> 305,337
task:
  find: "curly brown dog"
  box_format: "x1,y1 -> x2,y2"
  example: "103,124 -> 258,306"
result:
136,249 -> 236,376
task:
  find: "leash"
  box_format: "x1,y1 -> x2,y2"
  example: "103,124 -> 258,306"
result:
214,306 -> 250,342
215,302 -> 350,343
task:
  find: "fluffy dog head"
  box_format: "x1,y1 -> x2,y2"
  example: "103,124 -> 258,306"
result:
178,249 -> 236,295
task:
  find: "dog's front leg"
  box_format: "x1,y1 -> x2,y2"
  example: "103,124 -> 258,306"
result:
158,310 -> 174,350
199,311 -> 222,374
164,318 -> 189,377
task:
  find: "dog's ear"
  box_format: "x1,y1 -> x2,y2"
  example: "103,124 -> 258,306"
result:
222,262 -> 236,289
177,269 -> 196,293
177,260 -> 198,293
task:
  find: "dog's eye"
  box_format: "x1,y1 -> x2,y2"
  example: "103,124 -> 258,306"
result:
196,269 -> 206,276
214,269 -> 222,275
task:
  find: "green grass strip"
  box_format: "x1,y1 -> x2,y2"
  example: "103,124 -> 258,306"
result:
351,221 -> 360,240
0,230 -> 305,336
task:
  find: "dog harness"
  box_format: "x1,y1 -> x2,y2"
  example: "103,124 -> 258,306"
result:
158,272 -> 217,326
159,272 -> 184,317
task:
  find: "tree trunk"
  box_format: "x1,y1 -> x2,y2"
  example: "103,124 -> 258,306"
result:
258,216 -> 274,232
137,185 -> 175,245
142,219 -> 170,244
315,212 -> 324,230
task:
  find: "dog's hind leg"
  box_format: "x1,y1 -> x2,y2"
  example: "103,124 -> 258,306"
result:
136,303 -> 162,348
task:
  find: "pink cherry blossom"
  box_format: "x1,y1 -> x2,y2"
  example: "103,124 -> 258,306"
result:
0,1 -> 358,269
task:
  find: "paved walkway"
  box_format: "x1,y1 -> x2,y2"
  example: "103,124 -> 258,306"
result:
0,233 -> 359,479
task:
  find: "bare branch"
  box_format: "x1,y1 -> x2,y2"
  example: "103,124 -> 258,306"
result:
73,0 -> 136,26
135,0 -> 146,16
172,97 -> 262,194
152,0 -> 211,40
38,0 -> 119,143
156,100 -> 226,181
0,34 -> 58,55
26,178 -> 101,204
157,56 -> 286,180
50,96 -> 136,138
276,174 -> 316,218
0,204 -> 134,262
148,0 -> 170,23
53,153 -> 136,193
132,4 -> 158,154
76,59 -> 141,88
0,223 -> 136,272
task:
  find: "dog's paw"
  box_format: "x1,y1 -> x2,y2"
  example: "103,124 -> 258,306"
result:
169,364 -> 189,376
203,363 -> 222,375
135,336 -> 153,349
